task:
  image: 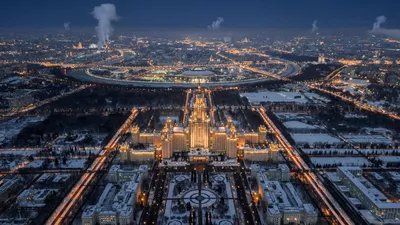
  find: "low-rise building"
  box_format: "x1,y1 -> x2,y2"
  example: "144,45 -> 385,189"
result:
17,189 -> 57,208
265,164 -> 290,182
0,176 -> 21,203
337,167 -> 400,220
82,166 -> 146,225
107,165 -> 148,183
255,173 -> 318,225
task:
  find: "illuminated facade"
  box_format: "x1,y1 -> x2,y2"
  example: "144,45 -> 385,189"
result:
318,55 -> 326,64
121,87 -> 278,163
81,167 -> 146,225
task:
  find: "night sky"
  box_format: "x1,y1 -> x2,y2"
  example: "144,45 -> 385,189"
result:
0,0 -> 399,29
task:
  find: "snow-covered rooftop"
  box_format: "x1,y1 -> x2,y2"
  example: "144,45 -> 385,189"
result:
283,121 -> 320,130
182,70 -> 214,77
240,91 -> 309,104
291,133 -> 342,145
338,167 -> 400,209
342,135 -> 393,145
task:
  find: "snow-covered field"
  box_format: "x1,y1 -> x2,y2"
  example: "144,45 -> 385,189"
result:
377,156 -> 400,164
303,148 -> 399,155
343,114 -> 368,119
303,92 -> 330,103
25,158 -> 87,169
342,135 -> 394,145
291,133 -> 342,145
164,173 -> 236,225
240,91 -> 309,104
55,147 -> 102,155
26,160 -> 45,168
0,159 -> 25,171
1,76 -> 32,84
303,148 -> 358,155
0,149 -> 39,157
283,121 -> 321,131
310,157 -> 371,167
0,117 -> 45,145
60,158 -> 87,168
54,133 -> 107,147
274,113 -> 314,122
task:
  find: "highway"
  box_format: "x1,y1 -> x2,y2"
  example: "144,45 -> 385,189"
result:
258,106 -> 354,225
45,108 -> 139,225
1,85 -> 88,118
69,69 -> 278,88
3,59 -> 234,70
310,85 -> 400,121
216,52 -> 298,81
280,62 -> 300,77
182,89 -> 192,124
218,50 -> 399,122
324,66 -> 346,81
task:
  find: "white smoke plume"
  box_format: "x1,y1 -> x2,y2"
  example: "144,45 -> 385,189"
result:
312,20 -> 318,33
370,16 -> 400,39
91,4 -> 119,49
64,22 -> 70,31
208,17 -> 224,31
373,16 -> 386,30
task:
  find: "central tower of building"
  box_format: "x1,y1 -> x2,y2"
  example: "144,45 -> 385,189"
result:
188,87 -> 210,149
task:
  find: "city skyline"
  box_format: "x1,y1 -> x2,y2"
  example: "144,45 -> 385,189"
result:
1,2 -> 400,225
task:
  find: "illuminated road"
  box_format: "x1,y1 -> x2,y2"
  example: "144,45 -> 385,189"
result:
182,89 -> 192,125
324,66 -> 346,81
69,69 -> 277,88
310,85 -> 400,121
258,106 -> 354,225
206,89 -> 216,125
216,51 -> 300,79
1,85 -> 88,118
45,109 -> 139,225
305,65 -> 400,120
3,59 -> 234,71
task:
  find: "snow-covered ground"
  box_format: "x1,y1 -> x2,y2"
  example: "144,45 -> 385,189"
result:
0,159 -> 25,171
343,114 -> 368,119
377,156 -> 400,166
25,158 -> 87,169
283,121 -> 321,131
55,147 -> 102,155
342,135 -> 394,145
58,158 -> 87,169
303,148 -> 399,155
0,149 -> 39,157
163,173 -> 236,225
303,92 -> 330,103
210,159 -> 240,167
310,157 -> 371,167
0,117 -> 45,145
274,113 -> 314,122
303,148 -> 358,155
1,76 -> 32,84
240,91 -> 309,104
26,160 -> 45,168
54,133 -> 107,147
159,160 -> 189,167
291,133 -> 342,145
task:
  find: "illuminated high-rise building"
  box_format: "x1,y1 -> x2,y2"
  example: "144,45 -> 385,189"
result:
318,55 -> 326,64
121,86 -> 278,163
188,87 -> 210,149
